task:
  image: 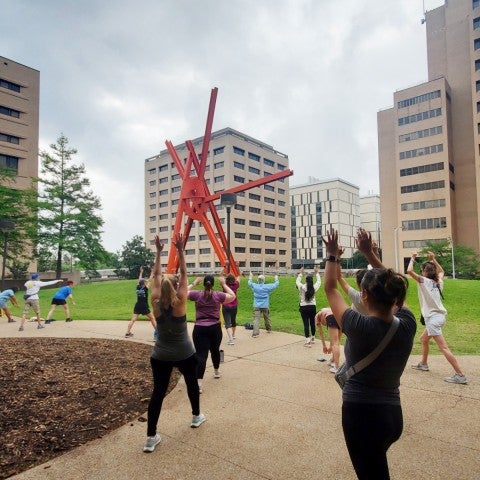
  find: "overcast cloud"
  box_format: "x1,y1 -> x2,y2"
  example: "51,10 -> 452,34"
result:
2,0 -> 444,251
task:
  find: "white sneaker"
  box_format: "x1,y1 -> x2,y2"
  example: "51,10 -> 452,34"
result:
227,338 -> 235,345
143,433 -> 161,452
329,364 -> 338,374
310,336 -> 315,344
191,413 -> 206,428
303,338 -> 312,348
214,370 -> 221,379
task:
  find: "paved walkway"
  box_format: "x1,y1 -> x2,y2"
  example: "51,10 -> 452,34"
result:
2,319 -> 479,480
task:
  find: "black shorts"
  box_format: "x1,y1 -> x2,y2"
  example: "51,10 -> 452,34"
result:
51,298 -> 67,306
134,304 -> 151,315
326,314 -> 340,329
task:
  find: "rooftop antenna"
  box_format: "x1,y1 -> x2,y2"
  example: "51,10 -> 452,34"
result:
421,0 -> 426,24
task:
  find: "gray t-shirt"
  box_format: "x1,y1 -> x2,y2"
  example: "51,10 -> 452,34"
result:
341,307 -> 416,405
151,307 -> 195,362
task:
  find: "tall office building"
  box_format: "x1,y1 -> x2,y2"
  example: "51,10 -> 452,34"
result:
290,178 -> 360,268
0,56 -> 39,191
359,194 -> 381,247
145,127 -> 291,271
378,0 -> 480,271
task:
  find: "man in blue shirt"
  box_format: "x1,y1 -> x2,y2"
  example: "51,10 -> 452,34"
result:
0,287 -> 19,322
45,281 -> 75,323
248,272 -> 279,337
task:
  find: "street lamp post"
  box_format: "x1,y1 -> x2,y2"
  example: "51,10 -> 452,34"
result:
220,193 -> 237,273
0,219 -> 15,291
393,226 -> 401,272
449,237 -> 456,279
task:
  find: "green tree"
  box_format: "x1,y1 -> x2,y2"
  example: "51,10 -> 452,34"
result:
37,134 -> 106,278
418,240 -> 480,279
119,235 -> 154,279
0,166 -> 38,275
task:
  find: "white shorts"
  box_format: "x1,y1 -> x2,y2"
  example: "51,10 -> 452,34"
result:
425,313 -> 446,337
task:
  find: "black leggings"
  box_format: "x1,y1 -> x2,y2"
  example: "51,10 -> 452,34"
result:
192,323 -> 223,379
299,305 -> 317,337
342,402 -> 403,480
147,355 -> 199,436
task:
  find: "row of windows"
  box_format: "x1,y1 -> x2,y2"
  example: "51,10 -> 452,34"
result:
0,78 -> 21,92
178,261 -> 288,268
474,17 -> 480,29
403,238 -> 445,248
398,125 -> 442,143
398,108 -> 441,127
401,198 -> 446,211
399,143 -> 443,160
402,217 -> 447,231
0,132 -> 20,144
234,247 -> 287,254
0,105 -> 21,118
401,180 -> 445,194
400,162 -> 444,177
397,90 -> 440,109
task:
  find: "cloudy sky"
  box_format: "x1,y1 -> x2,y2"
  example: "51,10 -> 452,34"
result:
3,0 -> 444,252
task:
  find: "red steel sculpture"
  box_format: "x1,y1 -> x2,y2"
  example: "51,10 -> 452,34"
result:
165,87 -> 294,276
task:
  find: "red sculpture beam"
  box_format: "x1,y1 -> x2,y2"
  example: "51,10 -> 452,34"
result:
165,88 -> 294,277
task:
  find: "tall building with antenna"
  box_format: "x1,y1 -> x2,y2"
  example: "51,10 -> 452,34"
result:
378,0 -> 480,271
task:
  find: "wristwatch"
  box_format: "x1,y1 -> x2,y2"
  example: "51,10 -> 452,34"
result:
325,255 -> 337,263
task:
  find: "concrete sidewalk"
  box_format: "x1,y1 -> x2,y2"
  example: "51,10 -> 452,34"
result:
2,319 -> 479,480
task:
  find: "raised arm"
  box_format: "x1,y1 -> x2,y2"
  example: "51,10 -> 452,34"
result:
406,253 -> 422,283
355,228 -> 384,268
152,235 -> 164,293
428,251 -> 444,280
172,234 -> 188,299
322,230 -> 349,328
218,276 -> 236,303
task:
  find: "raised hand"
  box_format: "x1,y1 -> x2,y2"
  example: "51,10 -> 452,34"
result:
172,233 -> 184,252
322,229 -> 339,257
154,235 -> 164,252
355,228 -> 373,255
427,251 -> 435,261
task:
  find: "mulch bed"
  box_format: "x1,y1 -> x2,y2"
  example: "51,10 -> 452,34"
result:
0,338 -> 180,479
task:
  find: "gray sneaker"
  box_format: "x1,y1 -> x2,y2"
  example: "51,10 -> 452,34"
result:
143,433 -> 161,452
412,363 -> 429,371
444,373 -> 468,385
18,326 -> 24,332
37,324 -> 45,329
191,413 -> 206,428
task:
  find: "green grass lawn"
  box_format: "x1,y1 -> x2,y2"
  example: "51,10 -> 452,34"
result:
16,275 -> 480,355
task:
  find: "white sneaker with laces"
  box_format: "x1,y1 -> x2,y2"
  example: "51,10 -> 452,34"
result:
143,433 -> 161,452
191,413 -> 206,428
304,338 -> 312,347
329,364 -> 338,374
444,373 -> 468,384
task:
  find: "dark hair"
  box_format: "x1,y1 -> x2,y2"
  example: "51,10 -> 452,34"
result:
355,269 -> 367,288
203,274 -> 214,298
226,274 -> 236,285
421,261 -> 438,282
12,286 -> 19,293
360,268 -> 408,313
304,275 -> 315,302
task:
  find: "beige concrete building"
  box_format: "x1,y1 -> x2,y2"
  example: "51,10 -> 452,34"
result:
0,56 -> 39,190
378,0 -> 480,271
359,194 -> 381,248
145,127 -> 291,271
290,178 -> 360,268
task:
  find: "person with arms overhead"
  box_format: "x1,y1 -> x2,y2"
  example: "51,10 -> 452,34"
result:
248,272 -> 279,338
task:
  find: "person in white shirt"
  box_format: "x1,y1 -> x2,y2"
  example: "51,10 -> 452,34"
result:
296,266 -> 321,347
19,274 -> 63,331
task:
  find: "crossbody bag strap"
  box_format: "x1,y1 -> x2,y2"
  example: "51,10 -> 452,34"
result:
345,316 -> 400,379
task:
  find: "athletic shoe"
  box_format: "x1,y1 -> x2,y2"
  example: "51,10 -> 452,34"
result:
327,360 -> 335,367
65,318 -> 73,322
45,320 -> 51,324
412,363 -> 429,371
227,338 -> 235,345
303,338 -> 312,348
232,335 -> 236,340
310,336 -> 315,344
8,318 -> 16,323
191,413 -> 206,428
444,373 -> 468,384
214,370 -> 221,379
143,433 -> 161,452
329,364 -> 338,374
252,333 -> 259,338
18,326 -> 24,332
266,330 -> 272,333
125,332 -> 134,338
37,324 -> 45,329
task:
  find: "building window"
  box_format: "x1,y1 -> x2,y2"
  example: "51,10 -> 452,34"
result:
149,180 -> 156,186
147,168 -> 156,175
279,225 -> 286,231
248,166 -> 260,175
199,262 -> 211,268
235,218 -> 246,225
478,101 -> 480,113
233,146 -> 245,156
149,227 -> 157,233
159,177 -> 168,183
278,188 -> 285,195
214,161 -> 224,169
264,184 -> 275,192
234,175 -> 245,183
264,158 -> 275,167
264,209 -> 275,217
159,226 -> 168,232
159,201 -> 168,208
398,126 -> 442,143
171,186 -> 180,193
401,199 -> 446,211
172,199 -> 179,205
265,236 -> 275,242
234,203 -> 245,211
149,215 -> 156,221
474,17 -> 480,29
0,105 -> 21,118
250,261 -> 261,268
248,152 -> 260,162
249,220 -> 261,227
397,90 -> 441,109
0,132 -> 20,144
0,78 -> 21,92
250,248 -> 261,254
399,144 -> 443,160
400,162 -> 444,176
249,193 -> 261,201
234,161 -> 244,170
279,237 -> 286,243
235,247 -> 246,253
149,204 -> 156,210
401,180 -> 445,194
149,192 -> 156,198
265,222 -> 275,229
398,108 -> 441,126
278,200 -> 286,207
402,217 -> 447,231
475,38 -> 480,50
475,0 -> 480,8
214,175 -> 224,183
159,164 -> 168,172
235,232 -> 246,239
278,212 -> 286,219
199,248 -> 211,254
277,163 -> 286,171
250,234 -> 261,240
213,146 -> 225,155
0,154 -> 19,171
264,197 -> 275,204
249,207 -> 261,214
159,213 -> 168,220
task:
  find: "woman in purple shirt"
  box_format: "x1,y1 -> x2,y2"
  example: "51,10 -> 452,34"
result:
188,275 -> 235,393
221,273 -> 241,345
